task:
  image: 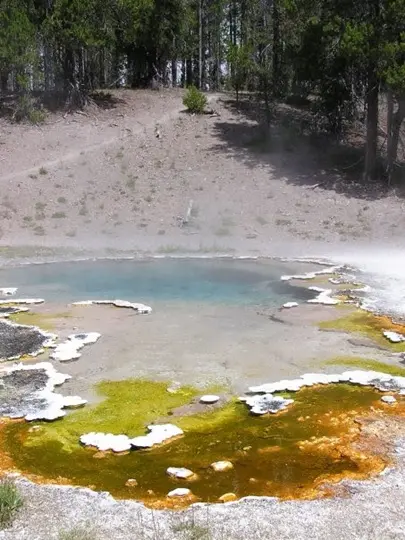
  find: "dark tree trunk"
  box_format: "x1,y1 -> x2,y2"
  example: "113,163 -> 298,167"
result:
363,65 -> 379,181
63,48 -> 76,91
272,0 -> 281,97
171,58 -> 177,87
186,59 -> 193,86
181,59 -> 186,87
387,95 -> 405,183
0,71 -> 9,94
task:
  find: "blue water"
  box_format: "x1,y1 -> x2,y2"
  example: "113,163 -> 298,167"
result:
0,258 -> 314,306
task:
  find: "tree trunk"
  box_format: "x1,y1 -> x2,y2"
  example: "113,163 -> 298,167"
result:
272,0 -> 281,97
363,65 -> 379,181
0,71 -> 9,94
171,59 -> 177,87
186,58 -> 193,87
387,95 -> 405,183
181,59 -> 186,87
198,0 -> 203,89
386,90 -> 394,183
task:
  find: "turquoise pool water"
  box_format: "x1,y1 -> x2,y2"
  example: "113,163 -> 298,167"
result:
0,258 -> 314,306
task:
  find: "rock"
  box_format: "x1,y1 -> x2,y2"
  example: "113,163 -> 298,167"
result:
0,361 -> 86,421
211,461 -> 233,472
81,424 -> 184,453
199,395 -> 220,404
244,394 -> 294,415
282,302 -> 299,309
0,319 -> 57,360
80,433 -> 132,453
72,299 -> 152,314
167,488 -> 191,498
0,306 -> 29,318
281,266 -> 342,281
0,298 -> 44,305
218,493 -> 237,503
0,288 -> 17,296
50,332 -> 101,362
167,382 -> 181,394
125,478 -> 138,487
307,286 -> 340,305
383,330 -> 405,343
381,396 -> 397,404
166,467 -> 195,480
246,370 -> 405,396
130,424 -> 183,449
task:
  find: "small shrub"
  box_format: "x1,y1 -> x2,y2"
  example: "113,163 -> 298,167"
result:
183,86 -> 207,114
52,212 -> 66,219
0,480 -> 23,528
33,225 -> 45,236
14,95 -> 46,124
39,167 -> 48,176
58,524 -> 96,540
57,197 -> 67,204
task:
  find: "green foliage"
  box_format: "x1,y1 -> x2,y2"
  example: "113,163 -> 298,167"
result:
0,0 -> 36,72
0,480 -> 23,528
183,86 -> 207,114
58,525 -> 97,540
13,95 -> 46,124
227,44 -> 253,100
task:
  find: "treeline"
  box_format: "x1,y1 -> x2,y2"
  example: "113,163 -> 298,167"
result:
1,0 -> 404,181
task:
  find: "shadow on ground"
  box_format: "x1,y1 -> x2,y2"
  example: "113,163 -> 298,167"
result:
211,97 -> 405,201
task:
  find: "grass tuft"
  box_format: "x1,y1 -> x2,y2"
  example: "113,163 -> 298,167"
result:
58,524 -> 97,540
0,480 -> 23,529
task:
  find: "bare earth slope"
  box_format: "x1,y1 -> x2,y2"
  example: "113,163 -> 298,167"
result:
0,89 -> 404,259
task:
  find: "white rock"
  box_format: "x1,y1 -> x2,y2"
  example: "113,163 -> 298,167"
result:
307,287 -> 340,305
281,266 -> 342,282
244,394 -> 294,415
130,424 -> 183,448
211,461 -> 233,472
167,488 -> 191,497
62,395 -> 87,408
72,299 -> 152,314
0,298 -> 44,305
0,288 -> 17,296
381,395 -> 397,404
282,302 -> 299,308
0,306 -> 29,318
50,332 -> 101,362
200,395 -> 220,404
383,330 -> 405,343
167,467 -> 194,479
80,432 -> 132,452
0,361 -> 86,421
167,382 -> 181,394
245,369 -> 405,401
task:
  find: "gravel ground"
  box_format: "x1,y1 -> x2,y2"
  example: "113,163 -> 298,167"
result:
0,320 -> 48,359
0,89 -> 404,259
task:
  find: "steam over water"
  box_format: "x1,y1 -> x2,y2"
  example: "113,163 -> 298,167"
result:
329,249 -> 405,319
